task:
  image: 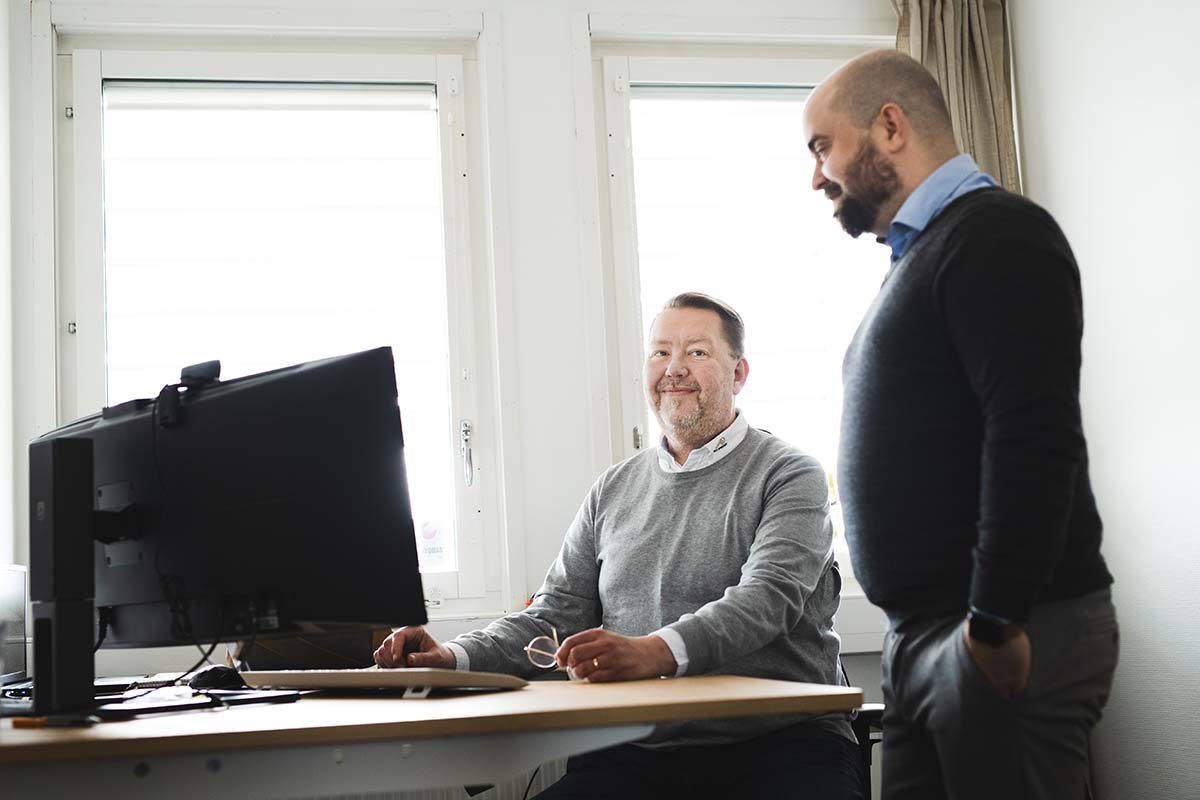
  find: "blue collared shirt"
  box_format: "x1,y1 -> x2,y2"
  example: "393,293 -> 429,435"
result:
885,154 -> 998,263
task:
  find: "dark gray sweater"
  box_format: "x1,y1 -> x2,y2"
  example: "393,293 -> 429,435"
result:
840,188 -> 1112,626
452,427 -> 851,746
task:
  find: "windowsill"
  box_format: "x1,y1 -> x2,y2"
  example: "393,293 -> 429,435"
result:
424,612 -> 511,643
836,589 -> 887,654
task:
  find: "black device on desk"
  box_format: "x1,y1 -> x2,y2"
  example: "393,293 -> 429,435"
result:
2,565 -> 160,716
28,347 -> 429,716
188,665 -> 248,690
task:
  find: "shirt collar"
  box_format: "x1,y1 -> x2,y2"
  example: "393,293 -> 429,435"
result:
885,154 -> 998,263
656,411 -> 749,474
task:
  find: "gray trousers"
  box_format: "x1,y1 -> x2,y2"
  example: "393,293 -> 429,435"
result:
880,588 -> 1118,800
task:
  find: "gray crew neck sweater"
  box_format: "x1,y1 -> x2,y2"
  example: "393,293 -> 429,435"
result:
451,427 -> 851,747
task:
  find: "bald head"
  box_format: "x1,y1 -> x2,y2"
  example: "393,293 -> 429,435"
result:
818,49 -> 957,152
802,49 -> 962,238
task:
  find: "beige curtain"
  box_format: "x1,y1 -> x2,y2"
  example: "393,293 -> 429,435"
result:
891,0 -> 1021,192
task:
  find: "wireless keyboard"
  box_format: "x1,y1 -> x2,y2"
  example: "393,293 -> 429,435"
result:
241,667 -> 527,696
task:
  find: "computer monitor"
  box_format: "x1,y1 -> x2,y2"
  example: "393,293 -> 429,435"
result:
34,347 -> 427,650
1,564 -> 28,686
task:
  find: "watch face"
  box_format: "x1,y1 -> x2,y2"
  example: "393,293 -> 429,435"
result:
968,614 -> 1006,646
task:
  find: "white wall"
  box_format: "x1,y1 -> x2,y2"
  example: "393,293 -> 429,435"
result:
1010,2 -> 1200,798
8,0 -> 34,568
0,0 -> 13,565
0,0 -> 13,566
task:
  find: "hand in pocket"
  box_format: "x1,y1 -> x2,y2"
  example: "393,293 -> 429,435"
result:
962,619 -> 1031,699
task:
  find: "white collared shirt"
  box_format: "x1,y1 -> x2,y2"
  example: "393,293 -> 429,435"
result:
656,410 -> 749,473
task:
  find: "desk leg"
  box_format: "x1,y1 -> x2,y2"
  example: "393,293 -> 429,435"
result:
5,723 -> 655,799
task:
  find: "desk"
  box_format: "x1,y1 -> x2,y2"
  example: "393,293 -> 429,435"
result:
1,675 -> 861,799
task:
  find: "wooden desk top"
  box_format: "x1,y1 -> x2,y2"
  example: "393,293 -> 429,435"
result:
0,676 -> 862,766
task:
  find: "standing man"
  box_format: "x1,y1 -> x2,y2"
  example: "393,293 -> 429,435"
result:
377,293 -> 863,799
803,50 -> 1118,800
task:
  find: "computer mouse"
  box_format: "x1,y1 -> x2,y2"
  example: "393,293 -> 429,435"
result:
188,665 -> 249,690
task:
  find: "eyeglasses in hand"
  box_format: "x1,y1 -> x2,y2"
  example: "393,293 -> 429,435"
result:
524,627 -> 585,681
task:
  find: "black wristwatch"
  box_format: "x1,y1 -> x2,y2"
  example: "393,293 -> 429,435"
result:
967,607 -> 1014,646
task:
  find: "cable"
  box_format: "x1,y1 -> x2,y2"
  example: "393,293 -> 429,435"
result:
182,599 -> 233,675
150,383 -> 176,497
180,635 -> 223,682
159,573 -> 208,661
93,607 -> 111,653
174,596 -> 239,684
522,765 -> 542,800
153,547 -> 221,665
156,568 -> 231,683
237,613 -> 260,671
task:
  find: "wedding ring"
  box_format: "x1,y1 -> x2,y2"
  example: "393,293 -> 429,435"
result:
593,657 -> 600,669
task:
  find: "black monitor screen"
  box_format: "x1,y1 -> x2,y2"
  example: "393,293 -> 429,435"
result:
37,347 -> 427,648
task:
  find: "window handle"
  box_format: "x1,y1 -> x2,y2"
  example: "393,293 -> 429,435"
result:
459,419 -> 474,487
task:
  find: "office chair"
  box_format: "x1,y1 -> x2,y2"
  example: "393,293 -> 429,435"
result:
840,659 -> 884,800
850,702 -> 884,800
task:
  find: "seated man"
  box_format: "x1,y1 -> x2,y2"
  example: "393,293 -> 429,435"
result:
375,293 -> 862,800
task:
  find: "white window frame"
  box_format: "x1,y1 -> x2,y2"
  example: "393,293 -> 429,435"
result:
51,42 -> 502,613
594,51 -> 889,652
600,54 -> 857,461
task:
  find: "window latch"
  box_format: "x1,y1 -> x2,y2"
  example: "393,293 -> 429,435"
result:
459,419 -> 474,487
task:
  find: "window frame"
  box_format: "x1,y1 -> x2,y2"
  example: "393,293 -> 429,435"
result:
54,45 -> 495,608
595,52 -> 888,652
600,54 -> 863,461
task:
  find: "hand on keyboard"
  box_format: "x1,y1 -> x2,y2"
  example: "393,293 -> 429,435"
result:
374,626 -> 456,669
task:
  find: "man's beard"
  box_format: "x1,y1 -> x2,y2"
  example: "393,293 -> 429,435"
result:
831,138 -> 900,238
656,385 -> 724,449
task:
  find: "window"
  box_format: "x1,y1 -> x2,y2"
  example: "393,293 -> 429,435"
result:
58,49 -> 495,607
601,56 -> 888,567
102,81 -> 461,575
